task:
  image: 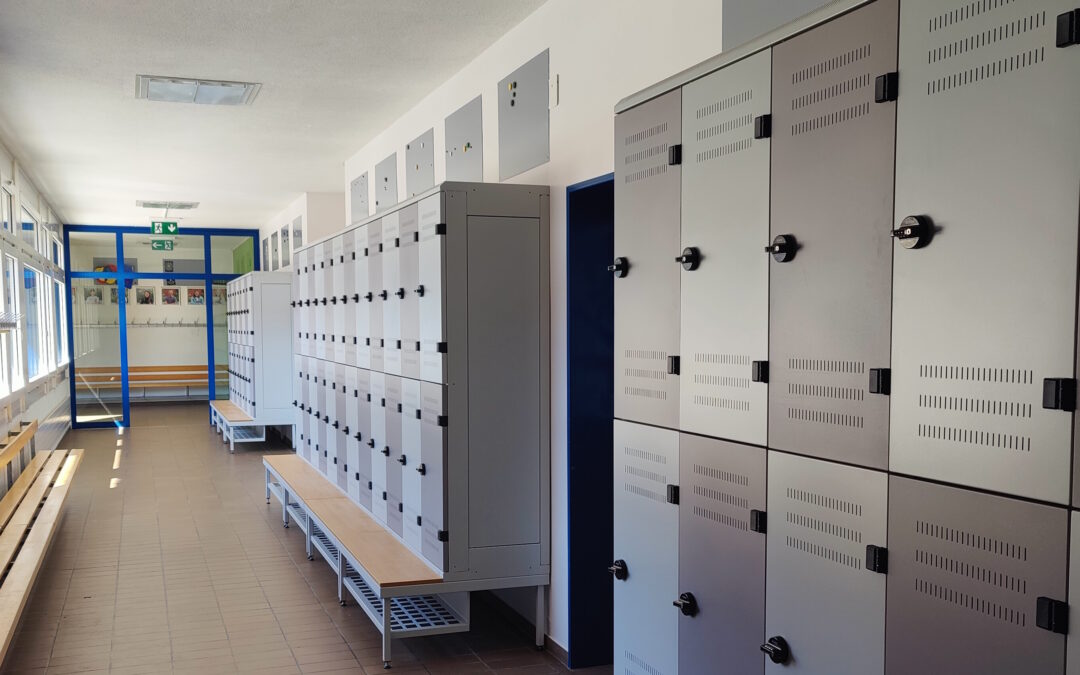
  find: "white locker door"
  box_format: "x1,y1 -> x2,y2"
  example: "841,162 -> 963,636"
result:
292,259 -> 303,356
381,213 -> 402,375
302,248 -> 314,356
613,420 -> 679,675
765,452 -> 888,675
333,363 -> 348,490
356,368 -> 373,511
369,221 -> 384,372
315,360 -> 328,475
401,378 -> 423,554
307,358 -> 318,461
370,371 -> 388,524
419,381 -> 447,570
354,226 -> 371,370
313,244 -> 326,360
322,241 -> 335,359
385,375 -> 404,537
331,235 -> 347,363
417,194 -> 446,384
398,205 -> 421,380
322,360 -> 337,484
345,366 -> 361,504
342,234 -> 357,366
297,356 -> 309,461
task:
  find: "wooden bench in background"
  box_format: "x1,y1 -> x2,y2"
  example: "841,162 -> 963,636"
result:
0,421 -> 84,665
264,454 -> 464,669
209,400 -> 266,453
74,365 -> 229,400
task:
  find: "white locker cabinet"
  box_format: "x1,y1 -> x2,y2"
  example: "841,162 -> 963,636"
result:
293,182 -> 549,584
613,90 -> 682,431
315,359 -> 328,475
297,356 -> 310,461
224,272 -> 294,427
768,0 -> 898,471
678,434 -> 766,675
1069,516 -> 1080,675
612,420 -> 679,675
886,476 -> 1068,675
331,363 -> 348,491
313,242 -> 327,360
330,234 -> 347,364
341,233 -> 357,365
679,49 -> 772,448
765,451 -> 887,675
890,0 -> 1080,505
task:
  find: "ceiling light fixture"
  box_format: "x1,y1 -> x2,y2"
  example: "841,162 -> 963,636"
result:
135,200 -> 199,210
135,75 -> 261,106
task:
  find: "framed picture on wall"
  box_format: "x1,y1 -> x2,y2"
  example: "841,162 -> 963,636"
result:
109,287 -> 128,304
186,288 -> 205,305
136,287 -> 155,305
262,238 -> 269,270
271,231 -> 279,271
83,287 -> 103,304
161,288 -> 180,305
293,215 -> 302,249
212,288 -> 226,305
281,225 -> 290,266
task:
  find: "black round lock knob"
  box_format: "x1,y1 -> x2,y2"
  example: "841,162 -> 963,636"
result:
760,636 -> 791,665
673,592 -> 698,617
675,247 -> 701,271
766,235 -> 797,263
397,455 -> 407,465
607,559 -> 629,581
414,285 -> 425,297
891,215 -> 933,250
607,257 -> 629,278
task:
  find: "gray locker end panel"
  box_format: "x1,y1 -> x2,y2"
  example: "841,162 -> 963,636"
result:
445,96 -> 483,182
768,0 -> 898,469
350,172 -> 369,224
766,451 -> 887,675
498,49 -> 550,180
679,434 -> 766,674
405,129 -> 435,198
887,476 -> 1068,674
1069,516 -> 1080,675
679,49 -> 771,446
723,0 -> 835,51
467,215 -> 541,548
374,153 -> 398,213
891,0 -> 1080,505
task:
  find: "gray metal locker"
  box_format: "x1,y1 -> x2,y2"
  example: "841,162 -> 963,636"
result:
1069,515 -> 1080,675
297,355 -> 309,461
368,219 -> 384,373
886,476 -> 1068,674
398,205 -> 421,380
381,213 -> 402,376
315,360 -> 328,475
353,225 -> 371,370
417,194 -> 446,384
768,0 -> 898,470
341,233 -> 357,366
679,49 -> 771,447
332,362 -> 348,491
401,377 -> 423,554
612,420 -> 678,675
890,0 -> 1080,505
678,434 -> 766,675
385,374 -> 404,537
355,368 -> 373,511
765,451 -> 887,675
345,366 -> 361,505
613,90 -> 682,431
370,371 -> 387,524
331,235 -> 347,364
420,381 -> 447,570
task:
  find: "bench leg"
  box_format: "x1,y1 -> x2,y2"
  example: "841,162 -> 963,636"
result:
282,488 -> 290,528
306,521 -> 314,560
382,598 -> 392,668
337,552 -> 345,605
535,585 -> 547,651
265,468 -> 271,504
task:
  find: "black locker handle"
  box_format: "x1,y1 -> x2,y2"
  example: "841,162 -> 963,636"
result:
416,463 -> 426,475
367,439 -> 375,448
761,637 -> 791,665
395,288 -> 405,299
607,257 -> 629,278
766,234 -> 797,263
414,285 -> 425,297
891,215 -> 933,250
607,559 -> 628,581
379,290 -> 388,300
675,247 -> 700,271
672,592 -> 698,617
381,446 -> 390,456
397,455 -> 407,466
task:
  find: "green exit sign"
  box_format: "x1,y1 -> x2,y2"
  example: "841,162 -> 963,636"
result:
151,220 -> 179,235
151,239 -> 174,251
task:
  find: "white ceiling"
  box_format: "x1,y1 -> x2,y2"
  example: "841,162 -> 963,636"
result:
0,0 -> 546,228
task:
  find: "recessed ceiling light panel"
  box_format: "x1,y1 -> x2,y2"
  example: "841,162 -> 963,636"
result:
136,75 -> 261,106
135,200 -> 200,210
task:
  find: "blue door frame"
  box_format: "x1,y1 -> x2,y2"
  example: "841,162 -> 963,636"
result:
63,224 -> 261,428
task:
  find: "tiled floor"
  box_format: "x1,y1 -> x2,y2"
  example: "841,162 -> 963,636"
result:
4,403 -> 611,675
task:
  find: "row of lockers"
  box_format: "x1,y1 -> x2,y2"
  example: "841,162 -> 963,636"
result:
294,354 -> 448,571
291,190 -> 446,385
227,344 -> 255,418
225,283 -> 254,347
616,419 -> 1078,674
614,0 -> 1080,505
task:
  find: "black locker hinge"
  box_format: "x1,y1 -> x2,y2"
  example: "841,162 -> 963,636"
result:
750,509 -> 767,534
437,530 -> 449,542
438,415 -> 448,427
435,223 -> 447,235
368,480 -> 373,489
1043,378 -> 1077,411
666,484 -> 680,505
416,515 -> 422,526
752,361 -> 769,384
754,114 -> 772,139
398,502 -> 403,513
865,545 -> 888,574
382,491 -> 387,500
1057,9 -> 1080,47
869,368 -> 891,396
1037,597 -> 1069,634
666,355 -> 680,376
667,144 -> 682,166
875,72 -> 899,103
437,342 -> 448,353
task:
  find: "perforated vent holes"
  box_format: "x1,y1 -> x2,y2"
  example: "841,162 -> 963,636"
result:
624,650 -> 664,675
690,90 -> 755,163
690,352 -> 752,414
785,358 -> 868,430
784,486 -> 866,570
623,445 -> 670,504
690,462 -> 751,532
623,122 -> 670,184
787,44 -> 874,137
624,349 -> 669,402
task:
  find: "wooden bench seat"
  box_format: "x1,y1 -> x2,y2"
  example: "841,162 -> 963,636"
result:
0,422 -> 84,665
263,453 -> 461,668
209,400 -> 264,453
75,365 -> 228,397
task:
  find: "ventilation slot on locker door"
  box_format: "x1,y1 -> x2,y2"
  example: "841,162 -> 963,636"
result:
622,445 -> 671,504
788,44 -> 873,137
786,358 -> 867,429
783,486 -> 866,570
623,349 -> 670,402
690,353 -> 753,415
691,463 -> 751,532
624,650 -> 664,675
691,90 -> 755,164
792,73 -> 872,110
623,122 -> 670,185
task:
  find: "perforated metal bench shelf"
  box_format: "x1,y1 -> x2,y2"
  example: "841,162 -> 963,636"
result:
311,526 -> 339,572
286,503 -> 308,533
342,566 -> 468,638
231,426 -> 266,441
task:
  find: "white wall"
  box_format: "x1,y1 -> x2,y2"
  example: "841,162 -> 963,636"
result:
340,0 -> 727,652
260,192 -> 344,270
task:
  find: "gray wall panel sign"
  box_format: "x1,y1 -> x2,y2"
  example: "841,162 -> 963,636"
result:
613,420 -> 678,675
679,48 -> 771,447
766,451 -> 888,674
613,89 -> 682,430
886,476 -> 1068,674
405,129 -> 435,198
768,0 -> 898,469
445,96 -> 483,182
890,0 -> 1080,506
350,172 -> 369,224
679,434 -> 766,674
498,49 -> 550,180
723,0 -> 835,52
374,153 -> 398,214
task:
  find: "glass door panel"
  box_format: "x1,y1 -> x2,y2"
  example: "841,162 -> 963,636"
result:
70,277 -> 124,425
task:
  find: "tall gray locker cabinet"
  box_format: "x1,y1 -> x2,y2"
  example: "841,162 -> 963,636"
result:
768,0 -> 899,470
890,0 -> 1080,505
613,90 -> 682,431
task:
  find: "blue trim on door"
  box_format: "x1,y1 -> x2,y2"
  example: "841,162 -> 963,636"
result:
116,231 -> 130,427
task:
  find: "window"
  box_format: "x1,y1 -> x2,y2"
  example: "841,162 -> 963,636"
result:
54,279 -> 66,366
24,266 -> 43,380
0,190 -> 10,233
20,207 -> 37,249
5,256 -> 22,389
